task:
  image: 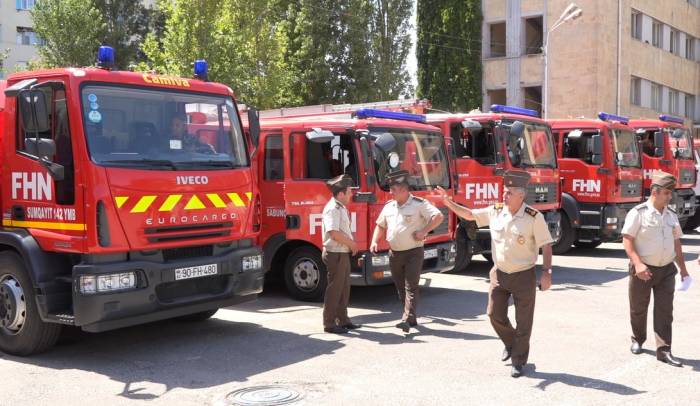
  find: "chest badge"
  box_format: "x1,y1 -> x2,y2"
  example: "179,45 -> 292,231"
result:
517,235 -> 526,245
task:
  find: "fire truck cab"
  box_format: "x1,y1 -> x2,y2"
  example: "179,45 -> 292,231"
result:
425,105 -> 561,271
0,48 -> 263,355
254,107 -> 455,301
549,113 -> 643,253
629,115 -> 696,227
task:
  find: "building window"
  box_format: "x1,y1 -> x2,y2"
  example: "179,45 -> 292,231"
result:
652,20 -> 663,48
651,83 -> 662,111
669,29 -> 680,55
630,77 -> 642,106
686,36 -> 696,61
16,27 -> 44,46
489,22 -> 506,58
686,94 -> 696,120
522,86 -> 542,117
669,89 -> 679,115
487,89 -> 507,106
524,16 -> 543,55
15,0 -> 36,10
631,10 -> 643,40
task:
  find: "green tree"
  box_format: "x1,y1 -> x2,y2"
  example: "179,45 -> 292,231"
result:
31,0 -> 106,68
93,0 -> 157,68
416,0 -> 482,112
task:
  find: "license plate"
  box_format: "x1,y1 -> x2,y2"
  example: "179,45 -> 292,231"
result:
685,202 -> 692,208
424,248 -> 438,259
174,263 -> 218,281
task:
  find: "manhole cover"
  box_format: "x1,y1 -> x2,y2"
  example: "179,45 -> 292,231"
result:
225,385 -> 304,406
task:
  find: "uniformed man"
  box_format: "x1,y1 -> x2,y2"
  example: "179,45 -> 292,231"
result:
370,170 -> 444,333
437,170 -> 553,378
321,174 -> 361,334
621,171 -> 690,367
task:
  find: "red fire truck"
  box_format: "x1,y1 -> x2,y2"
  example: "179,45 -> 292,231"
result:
629,115 -> 696,227
424,105 -> 561,270
250,104 -> 455,301
0,47 -> 263,355
548,113 -> 643,253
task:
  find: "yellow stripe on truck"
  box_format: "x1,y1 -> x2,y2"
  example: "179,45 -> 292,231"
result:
206,193 -> 227,208
159,194 -> 182,211
114,196 -> 129,208
227,193 -> 246,207
130,195 -> 157,213
184,195 -> 206,210
2,219 -> 86,231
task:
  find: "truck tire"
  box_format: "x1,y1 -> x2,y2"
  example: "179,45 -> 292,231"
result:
573,240 -> 602,249
284,247 -> 327,302
0,252 -> 62,356
481,253 -> 493,263
683,212 -> 700,232
552,213 -> 575,255
177,309 -> 218,322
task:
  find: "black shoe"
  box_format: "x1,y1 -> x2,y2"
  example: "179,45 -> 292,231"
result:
630,339 -> 642,355
341,323 -> 362,330
510,364 -> 524,378
408,320 -> 418,327
395,321 -> 411,333
501,346 -> 512,362
324,326 -> 349,334
657,350 -> 682,367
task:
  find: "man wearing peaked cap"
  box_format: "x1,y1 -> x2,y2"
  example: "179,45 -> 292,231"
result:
436,170 -> 553,378
622,170 -> 689,366
371,170 -> 444,333
321,174 -> 361,334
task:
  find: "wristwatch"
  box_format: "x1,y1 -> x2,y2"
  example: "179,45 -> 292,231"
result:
543,268 -> 552,274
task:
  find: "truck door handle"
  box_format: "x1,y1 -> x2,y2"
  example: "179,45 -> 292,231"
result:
285,215 -> 300,230
12,205 -> 25,221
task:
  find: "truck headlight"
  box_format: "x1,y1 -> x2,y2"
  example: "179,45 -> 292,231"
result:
371,254 -> 390,267
80,272 -> 136,294
606,217 -> 618,224
242,255 -> 262,271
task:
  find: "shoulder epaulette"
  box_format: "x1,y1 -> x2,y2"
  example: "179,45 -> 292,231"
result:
494,203 -> 504,210
667,206 -> 676,214
524,206 -> 538,217
412,196 -> 425,202
634,203 -> 647,211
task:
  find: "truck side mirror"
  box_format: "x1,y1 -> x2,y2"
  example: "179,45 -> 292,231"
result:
653,131 -> 664,153
18,89 -> 50,133
461,119 -> 482,132
25,137 -> 56,158
671,129 -> 684,139
510,121 -> 525,138
247,107 -> 260,148
305,128 -> 335,143
590,134 -> 602,165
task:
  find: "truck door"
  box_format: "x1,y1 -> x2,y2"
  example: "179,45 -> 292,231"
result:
3,81 -> 85,251
451,122 -> 502,208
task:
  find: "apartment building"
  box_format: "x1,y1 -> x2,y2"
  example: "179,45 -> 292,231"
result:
0,0 -> 41,78
481,0 -> 700,134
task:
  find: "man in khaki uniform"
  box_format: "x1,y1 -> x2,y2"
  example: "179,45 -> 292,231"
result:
370,170 -> 444,333
321,174 -> 361,334
437,170 -> 553,378
622,171 -> 690,366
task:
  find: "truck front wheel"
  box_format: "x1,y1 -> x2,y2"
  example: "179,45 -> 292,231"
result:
283,247 -> 327,302
0,252 -> 62,356
552,213 -> 575,255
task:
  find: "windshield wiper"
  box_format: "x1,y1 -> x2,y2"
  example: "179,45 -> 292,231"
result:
100,159 -> 179,170
173,160 -> 236,168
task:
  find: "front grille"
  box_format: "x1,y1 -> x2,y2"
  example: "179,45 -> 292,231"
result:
620,180 -> 642,197
145,222 -> 232,243
163,245 -> 214,262
429,207 -> 450,236
526,182 -> 557,205
156,275 -> 229,303
680,168 -> 695,185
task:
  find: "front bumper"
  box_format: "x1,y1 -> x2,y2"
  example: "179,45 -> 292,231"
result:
72,244 -> 264,332
350,241 -> 456,286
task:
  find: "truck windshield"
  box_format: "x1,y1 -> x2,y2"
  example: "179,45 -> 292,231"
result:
668,128 -> 693,160
611,129 -> 641,167
80,85 -> 248,169
371,128 -> 450,190
504,121 -> 557,168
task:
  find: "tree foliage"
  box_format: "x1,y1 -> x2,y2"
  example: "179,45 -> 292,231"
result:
416,0 -> 482,112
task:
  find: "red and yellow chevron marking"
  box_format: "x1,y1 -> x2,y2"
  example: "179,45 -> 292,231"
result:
114,192 -> 253,213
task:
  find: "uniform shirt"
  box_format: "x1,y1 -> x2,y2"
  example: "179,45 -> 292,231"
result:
322,198 -> 353,253
472,203 -> 554,274
376,194 -> 442,252
621,200 -> 682,267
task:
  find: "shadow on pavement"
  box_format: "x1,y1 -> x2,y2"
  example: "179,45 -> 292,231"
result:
11,318 -> 344,401
527,365 -> 645,395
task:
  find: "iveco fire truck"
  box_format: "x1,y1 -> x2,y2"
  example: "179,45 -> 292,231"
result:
629,115 -> 696,227
548,113 -> 643,253
424,105 -> 561,270
0,47 -> 263,355
251,104 -> 455,301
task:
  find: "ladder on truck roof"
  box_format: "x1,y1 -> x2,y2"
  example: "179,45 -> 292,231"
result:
255,99 -> 431,119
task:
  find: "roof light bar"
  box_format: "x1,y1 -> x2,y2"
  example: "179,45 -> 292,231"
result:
659,114 -> 684,124
194,59 -> 208,81
97,46 -> 115,69
490,104 -> 539,118
353,108 -> 426,123
597,112 -> 629,124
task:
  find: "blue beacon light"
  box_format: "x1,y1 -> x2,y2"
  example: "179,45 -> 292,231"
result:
353,108 -> 427,123
659,114 -> 685,124
597,112 -> 629,124
97,46 -> 115,69
490,104 -> 539,118
194,60 -> 208,81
